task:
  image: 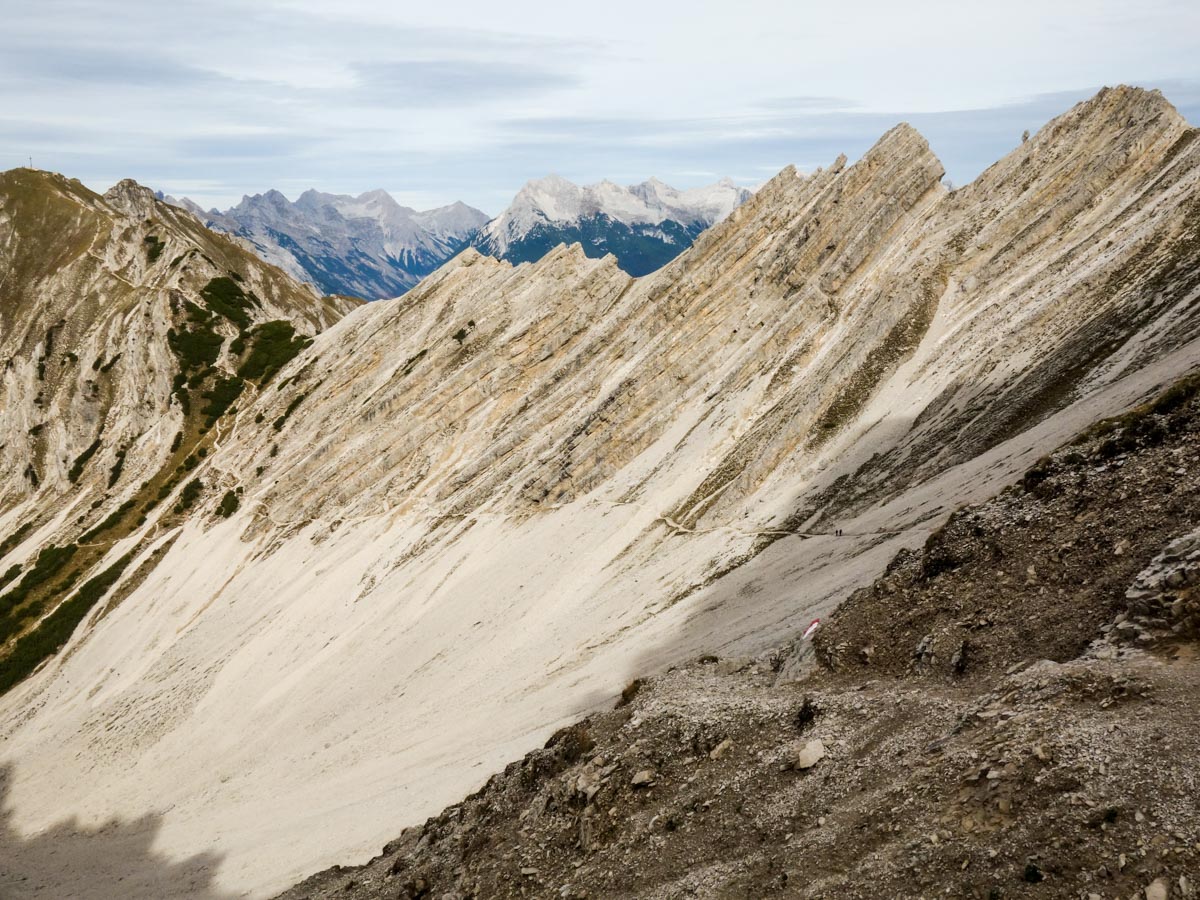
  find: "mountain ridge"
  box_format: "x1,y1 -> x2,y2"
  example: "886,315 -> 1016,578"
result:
0,164 -> 356,716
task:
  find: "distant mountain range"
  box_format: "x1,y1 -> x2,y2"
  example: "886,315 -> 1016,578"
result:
158,188 -> 488,300
162,175 -> 753,299
472,175 -> 753,276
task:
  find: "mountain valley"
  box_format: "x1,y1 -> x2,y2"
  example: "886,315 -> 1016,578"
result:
0,85 -> 1198,899
280,371 -> 1200,898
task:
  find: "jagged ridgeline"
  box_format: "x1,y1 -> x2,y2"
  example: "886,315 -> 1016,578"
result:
0,87 -> 1199,899
0,170 -> 358,692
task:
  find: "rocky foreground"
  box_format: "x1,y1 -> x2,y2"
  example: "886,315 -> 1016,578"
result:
279,375 -> 1200,899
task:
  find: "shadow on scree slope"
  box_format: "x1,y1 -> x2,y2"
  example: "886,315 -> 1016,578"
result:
619,263 -> 1200,685
0,764 -> 235,900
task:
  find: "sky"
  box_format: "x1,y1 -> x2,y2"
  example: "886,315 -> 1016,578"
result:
2,0 -> 1199,216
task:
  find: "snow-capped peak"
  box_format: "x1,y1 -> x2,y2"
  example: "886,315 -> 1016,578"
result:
482,174 -> 754,253
412,200 -> 491,239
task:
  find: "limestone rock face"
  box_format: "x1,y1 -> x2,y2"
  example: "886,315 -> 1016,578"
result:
2,87 -> 1200,899
0,169 -> 355,516
102,178 -> 160,220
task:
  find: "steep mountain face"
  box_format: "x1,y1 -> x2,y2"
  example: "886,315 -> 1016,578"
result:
0,166 -> 356,708
473,175 -> 752,276
171,189 -> 489,300
278,371 -> 1200,899
0,170 -> 355,501
1,86 -> 1199,900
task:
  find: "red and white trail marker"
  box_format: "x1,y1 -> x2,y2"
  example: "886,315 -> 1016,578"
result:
802,619 -> 821,640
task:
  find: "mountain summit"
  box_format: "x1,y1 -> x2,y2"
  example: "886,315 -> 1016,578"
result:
473,174 -> 752,275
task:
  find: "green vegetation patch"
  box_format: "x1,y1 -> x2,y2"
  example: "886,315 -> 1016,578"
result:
0,522 -> 34,558
79,499 -> 137,544
217,490 -> 239,518
200,374 -> 245,426
108,448 -> 127,488
68,437 -> 103,483
144,235 -> 165,263
200,276 -> 258,329
273,392 -> 308,431
187,366 -> 215,389
183,300 -> 212,324
0,564 -> 21,593
170,376 -> 194,418
168,325 -> 222,373
0,552 -> 133,696
173,479 -> 203,515
39,325 -> 58,378
0,544 -> 78,620
237,320 -> 312,384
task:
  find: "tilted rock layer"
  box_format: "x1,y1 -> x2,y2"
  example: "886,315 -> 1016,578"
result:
1,87 -> 1200,898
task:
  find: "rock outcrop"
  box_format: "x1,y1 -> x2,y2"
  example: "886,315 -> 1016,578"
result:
1,86 -> 1199,898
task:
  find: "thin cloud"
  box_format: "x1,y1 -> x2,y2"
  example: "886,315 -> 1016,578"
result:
492,82 -> 1200,188
0,46 -> 222,88
349,60 -> 579,108
169,133 -> 327,162
758,96 -> 861,112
